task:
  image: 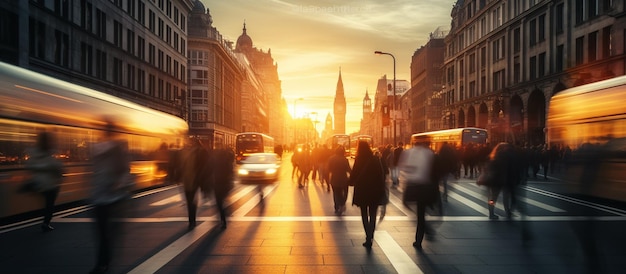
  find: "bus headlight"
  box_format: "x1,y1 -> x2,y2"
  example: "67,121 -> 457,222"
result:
238,169 -> 249,175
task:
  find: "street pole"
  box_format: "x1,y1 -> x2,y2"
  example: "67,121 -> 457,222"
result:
375,51 -> 396,145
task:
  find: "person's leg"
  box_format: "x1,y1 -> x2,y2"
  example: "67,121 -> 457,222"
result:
414,202 -> 426,248
184,189 -> 198,228
42,187 -> 59,229
488,186 -> 501,219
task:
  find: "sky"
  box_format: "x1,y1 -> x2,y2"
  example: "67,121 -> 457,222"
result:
206,0 -> 458,134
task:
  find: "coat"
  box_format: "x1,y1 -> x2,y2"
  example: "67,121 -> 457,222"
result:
90,140 -> 131,205
350,154 -> 386,207
24,148 -> 63,192
327,154 -> 351,187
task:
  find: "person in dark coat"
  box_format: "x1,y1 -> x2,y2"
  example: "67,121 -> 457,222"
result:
212,145 -> 233,229
482,142 -> 517,219
327,146 -> 351,215
180,139 -> 211,230
349,141 -> 386,248
24,132 -> 64,232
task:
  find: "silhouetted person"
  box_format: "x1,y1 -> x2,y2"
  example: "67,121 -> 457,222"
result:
398,138 -> 438,249
482,142 -> 516,220
327,146 -> 351,215
437,142 -> 457,201
24,132 -> 63,232
212,145 -> 233,229
180,139 -> 211,230
89,121 -> 131,274
296,144 -> 313,188
391,142 -> 403,187
349,141 -> 386,248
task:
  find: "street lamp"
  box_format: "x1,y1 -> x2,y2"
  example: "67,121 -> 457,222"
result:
375,50 -> 396,145
293,97 -> 303,144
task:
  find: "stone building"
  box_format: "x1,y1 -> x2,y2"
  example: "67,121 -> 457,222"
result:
0,0 -> 193,117
442,0 -> 626,145
234,23 -> 285,145
187,2 -> 244,148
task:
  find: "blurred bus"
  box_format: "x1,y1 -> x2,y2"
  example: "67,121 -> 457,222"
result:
325,134 -> 350,156
349,135 -> 373,158
547,75 -> 626,202
235,132 -> 275,163
411,127 -> 488,151
0,61 -> 188,219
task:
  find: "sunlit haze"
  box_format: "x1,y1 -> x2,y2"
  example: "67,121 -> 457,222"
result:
208,0 -> 456,134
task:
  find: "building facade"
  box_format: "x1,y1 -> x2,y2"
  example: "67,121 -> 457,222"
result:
187,2 -> 243,148
442,0 -> 626,145
0,0 -> 193,118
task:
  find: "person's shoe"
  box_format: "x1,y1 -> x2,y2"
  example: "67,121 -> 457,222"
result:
489,214 -> 499,220
41,224 -> 54,232
220,221 -> 227,230
362,241 -> 372,248
412,241 -> 422,249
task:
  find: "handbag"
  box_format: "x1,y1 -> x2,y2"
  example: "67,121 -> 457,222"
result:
476,162 -> 494,186
18,178 -> 39,193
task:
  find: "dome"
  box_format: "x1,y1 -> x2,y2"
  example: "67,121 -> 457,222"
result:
192,0 -> 205,14
236,23 -> 253,51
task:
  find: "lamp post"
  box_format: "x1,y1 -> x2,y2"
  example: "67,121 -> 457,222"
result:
293,97 -> 303,144
375,50 -> 396,145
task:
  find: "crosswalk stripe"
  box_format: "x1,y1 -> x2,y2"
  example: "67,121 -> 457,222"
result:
376,231 -> 423,274
451,183 -> 566,212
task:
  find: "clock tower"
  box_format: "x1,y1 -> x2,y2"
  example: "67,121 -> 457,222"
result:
333,69 -> 346,134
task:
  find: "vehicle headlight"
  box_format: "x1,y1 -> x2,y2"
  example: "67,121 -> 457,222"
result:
238,169 -> 249,175
265,168 -> 277,175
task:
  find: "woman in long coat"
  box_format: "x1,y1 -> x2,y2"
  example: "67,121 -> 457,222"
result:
327,146 -> 351,214
349,141 -> 386,248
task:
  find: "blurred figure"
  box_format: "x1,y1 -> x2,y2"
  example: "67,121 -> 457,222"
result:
349,141 -> 386,248
482,142 -> 517,220
89,121 -> 131,274
437,142 -> 457,202
274,144 -> 283,159
390,142 -> 403,187
24,132 -> 63,232
398,138 -> 438,249
296,144 -> 313,188
211,145 -> 233,229
180,139 -> 212,230
327,146 -> 351,215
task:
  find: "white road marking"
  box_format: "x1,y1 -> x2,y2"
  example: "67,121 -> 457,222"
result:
231,184 -> 278,217
127,220 -> 216,274
375,231 -> 423,274
451,183 -> 566,212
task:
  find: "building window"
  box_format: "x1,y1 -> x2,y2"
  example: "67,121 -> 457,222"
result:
80,42 -> 93,75
114,20 -> 123,47
149,10 -> 155,33
538,14 -> 546,42
575,36 -> 584,65
127,30 -> 135,55
127,64 -> 136,90
95,49 -> 107,80
96,9 -> 106,39
555,45 -> 564,72
28,18 -> 45,58
492,36 -> 505,61
589,31 -> 597,62
113,58 -> 123,84
138,68 -> 145,93
148,74 -> 155,96
602,26 -> 612,59
469,81 -> 476,98
513,28 -> 520,53
576,0 -> 585,24
588,0 -> 598,19
480,47 -> 486,68
469,53 -> 476,73
138,1 -> 145,25
148,43 -> 155,65
513,60 -> 521,84
556,3 -> 564,34
493,69 -> 505,91
137,37 -> 145,60
480,76 -> 486,94
81,1 -> 92,31
54,30 -> 69,67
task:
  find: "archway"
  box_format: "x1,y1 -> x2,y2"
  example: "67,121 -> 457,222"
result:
478,103 -> 488,129
457,109 -> 465,128
467,106 -> 476,127
527,89 -> 546,146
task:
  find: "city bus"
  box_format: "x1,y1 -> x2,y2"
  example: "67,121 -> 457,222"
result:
325,134 -> 350,156
349,135 -> 373,158
0,61 -> 188,219
547,75 -> 626,202
410,127 -> 488,151
235,132 -> 275,163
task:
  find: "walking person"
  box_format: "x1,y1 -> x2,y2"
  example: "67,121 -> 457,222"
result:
327,146 -> 351,215
211,145 -> 233,229
391,142 -> 403,187
349,141 -> 386,248
297,144 -> 313,188
23,132 -> 64,232
437,142 -> 457,202
478,142 -> 516,220
398,138 -> 439,249
180,139 -> 211,230
89,120 -> 132,274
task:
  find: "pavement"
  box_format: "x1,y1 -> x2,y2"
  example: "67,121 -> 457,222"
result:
1,156 -> 626,274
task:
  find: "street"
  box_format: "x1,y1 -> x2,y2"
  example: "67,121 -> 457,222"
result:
1,153 -> 625,274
